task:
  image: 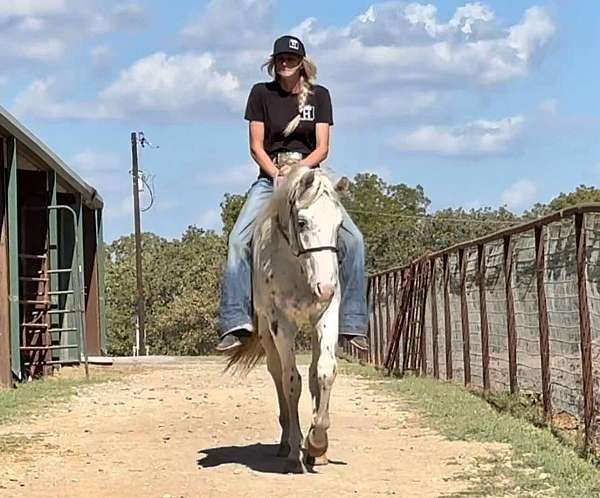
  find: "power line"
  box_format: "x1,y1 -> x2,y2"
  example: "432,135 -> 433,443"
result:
346,208 -> 519,226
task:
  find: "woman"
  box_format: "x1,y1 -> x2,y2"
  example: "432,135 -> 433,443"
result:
216,35 -> 368,353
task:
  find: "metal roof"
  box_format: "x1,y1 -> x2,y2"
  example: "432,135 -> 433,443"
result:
0,104 -> 103,209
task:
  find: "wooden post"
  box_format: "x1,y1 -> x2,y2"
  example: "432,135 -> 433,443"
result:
443,254 -> 453,380
477,244 -> 490,391
373,275 -> 381,366
535,226 -> 552,422
459,249 -> 472,385
575,213 -> 594,447
377,274 -> 386,366
385,272 -> 392,368
407,263 -> 420,371
503,235 -> 518,393
418,261 -> 429,375
402,267 -> 415,372
131,132 -> 146,355
430,258 -> 440,379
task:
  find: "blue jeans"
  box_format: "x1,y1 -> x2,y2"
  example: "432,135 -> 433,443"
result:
218,177 -> 367,338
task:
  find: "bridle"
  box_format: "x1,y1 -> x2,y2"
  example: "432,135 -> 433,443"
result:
276,198 -> 338,257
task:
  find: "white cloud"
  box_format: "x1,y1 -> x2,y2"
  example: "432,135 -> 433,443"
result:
12,78 -> 105,120
13,2 -> 556,127
0,0 -> 149,67
99,52 -> 243,121
507,6 -> 556,61
182,0 -> 274,50
393,115 -> 525,156
13,53 -> 244,122
0,0 -> 68,18
501,179 -> 537,211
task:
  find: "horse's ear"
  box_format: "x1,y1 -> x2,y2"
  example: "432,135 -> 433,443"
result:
335,176 -> 350,194
301,170 -> 315,193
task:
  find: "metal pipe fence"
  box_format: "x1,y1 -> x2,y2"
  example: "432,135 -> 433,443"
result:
343,203 -> 600,450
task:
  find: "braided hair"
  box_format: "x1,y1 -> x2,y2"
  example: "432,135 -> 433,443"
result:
262,57 -> 318,136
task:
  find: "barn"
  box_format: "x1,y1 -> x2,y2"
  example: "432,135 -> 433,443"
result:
0,105 -> 106,387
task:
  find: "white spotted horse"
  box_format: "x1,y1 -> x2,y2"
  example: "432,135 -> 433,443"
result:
227,166 -> 343,473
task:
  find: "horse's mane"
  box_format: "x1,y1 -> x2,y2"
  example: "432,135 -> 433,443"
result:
257,166 -> 339,230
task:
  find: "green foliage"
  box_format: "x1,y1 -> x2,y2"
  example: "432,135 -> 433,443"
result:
525,184 -> 600,219
220,192 -> 247,239
104,174 -> 598,356
105,227 -> 226,356
340,173 -> 519,272
339,360 -> 600,498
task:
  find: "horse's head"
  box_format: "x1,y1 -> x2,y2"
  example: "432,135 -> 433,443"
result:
277,167 -> 343,302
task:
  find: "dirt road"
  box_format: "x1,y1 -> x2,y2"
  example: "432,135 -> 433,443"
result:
0,357 -> 505,497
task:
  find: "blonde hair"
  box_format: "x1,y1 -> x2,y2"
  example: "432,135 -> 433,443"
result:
262,56 -> 318,136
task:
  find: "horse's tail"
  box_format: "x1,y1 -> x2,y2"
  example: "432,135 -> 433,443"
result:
225,325 -> 265,375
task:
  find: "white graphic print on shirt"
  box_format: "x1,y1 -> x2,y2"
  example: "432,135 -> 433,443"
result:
300,105 -> 315,121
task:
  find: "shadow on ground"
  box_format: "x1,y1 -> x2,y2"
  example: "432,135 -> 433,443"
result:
197,443 -> 347,474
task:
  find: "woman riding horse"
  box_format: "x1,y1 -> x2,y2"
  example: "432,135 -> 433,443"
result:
216,35 -> 368,353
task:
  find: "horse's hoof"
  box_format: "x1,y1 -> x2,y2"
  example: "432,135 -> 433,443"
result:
276,442 -> 291,458
284,460 -> 306,474
305,454 -> 328,466
307,428 -> 328,457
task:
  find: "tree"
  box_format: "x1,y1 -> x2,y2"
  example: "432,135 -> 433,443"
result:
524,185 -> 600,219
339,173 -> 430,271
220,193 -> 247,238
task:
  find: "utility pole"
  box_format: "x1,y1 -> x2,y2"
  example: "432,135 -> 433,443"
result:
131,132 -> 146,355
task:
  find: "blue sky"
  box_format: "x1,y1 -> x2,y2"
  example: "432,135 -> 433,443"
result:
2,0 -> 599,241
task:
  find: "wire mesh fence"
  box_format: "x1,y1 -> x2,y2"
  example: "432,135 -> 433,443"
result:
343,204 -> 600,450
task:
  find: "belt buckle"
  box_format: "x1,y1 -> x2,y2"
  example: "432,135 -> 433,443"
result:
276,152 -> 302,167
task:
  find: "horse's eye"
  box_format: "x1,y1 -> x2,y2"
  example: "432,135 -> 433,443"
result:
297,219 -> 308,230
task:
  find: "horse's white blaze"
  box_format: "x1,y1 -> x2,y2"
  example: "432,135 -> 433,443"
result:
298,195 -> 342,300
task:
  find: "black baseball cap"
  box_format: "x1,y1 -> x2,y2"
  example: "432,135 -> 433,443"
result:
272,35 -> 306,57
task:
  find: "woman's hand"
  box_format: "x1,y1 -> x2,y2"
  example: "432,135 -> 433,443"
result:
278,164 -> 293,177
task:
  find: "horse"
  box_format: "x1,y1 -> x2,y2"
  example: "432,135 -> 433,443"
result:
228,165 -> 343,473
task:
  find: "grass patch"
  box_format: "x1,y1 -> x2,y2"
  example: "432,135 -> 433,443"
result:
339,358 -> 600,498
0,367 -> 120,430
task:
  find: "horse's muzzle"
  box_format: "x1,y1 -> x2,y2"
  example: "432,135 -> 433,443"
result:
315,282 -> 335,301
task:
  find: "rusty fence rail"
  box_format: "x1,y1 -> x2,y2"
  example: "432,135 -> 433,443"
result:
343,203 -> 600,449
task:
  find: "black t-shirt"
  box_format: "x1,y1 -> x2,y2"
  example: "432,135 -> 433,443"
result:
244,80 -> 333,164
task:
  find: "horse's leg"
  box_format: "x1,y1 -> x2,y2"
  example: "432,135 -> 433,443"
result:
306,297 -> 339,459
271,319 -> 304,473
305,330 -> 328,466
259,318 -> 290,457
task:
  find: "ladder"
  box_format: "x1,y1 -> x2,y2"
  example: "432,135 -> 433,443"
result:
18,205 -> 88,379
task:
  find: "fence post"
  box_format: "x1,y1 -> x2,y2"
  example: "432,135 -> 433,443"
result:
477,244 -> 490,391
459,248 -> 472,385
503,235 -> 518,393
418,261 -> 429,375
409,263 -> 422,371
379,273 -> 387,366
443,254 -> 453,380
371,276 -> 379,365
385,272 -> 392,367
575,213 -> 594,448
367,276 -> 374,363
535,225 -> 552,422
430,258 -> 440,379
